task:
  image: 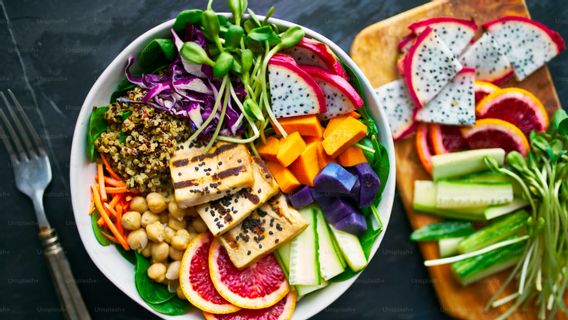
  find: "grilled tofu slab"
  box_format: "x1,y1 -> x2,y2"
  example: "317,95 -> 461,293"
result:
170,142 -> 254,208
219,194 -> 308,269
196,157 -> 280,236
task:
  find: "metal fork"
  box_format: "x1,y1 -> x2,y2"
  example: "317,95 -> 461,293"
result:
0,90 -> 91,320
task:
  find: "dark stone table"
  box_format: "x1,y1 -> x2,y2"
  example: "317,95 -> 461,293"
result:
0,0 -> 566,319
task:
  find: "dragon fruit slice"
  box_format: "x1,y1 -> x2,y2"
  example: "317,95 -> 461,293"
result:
409,17 -> 478,57
415,68 -> 476,126
268,53 -> 326,118
398,34 -> 416,53
284,37 -> 349,79
483,16 -> 566,81
375,79 -> 417,141
404,26 -> 463,108
302,65 -> 364,120
459,33 -> 513,84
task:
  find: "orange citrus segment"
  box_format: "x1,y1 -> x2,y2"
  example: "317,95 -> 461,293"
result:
415,123 -> 433,174
202,292 -> 297,320
461,118 -> 530,156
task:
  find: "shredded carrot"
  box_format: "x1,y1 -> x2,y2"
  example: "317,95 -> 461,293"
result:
106,186 -> 128,194
101,231 -> 118,243
116,204 -> 124,234
125,195 -> 133,202
97,162 -> 108,202
91,184 -> 129,250
104,176 -> 126,187
109,195 -> 121,209
100,154 -> 122,181
88,198 -> 95,215
97,217 -> 105,227
104,203 -> 119,219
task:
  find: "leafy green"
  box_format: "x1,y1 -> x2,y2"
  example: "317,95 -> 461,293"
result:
134,252 -> 175,304
147,297 -> 189,316
138,39 -> 176,74
110,79 -> 136,103
115,244 -> 136,265
410,221 -> 475,241
173,9 -> 203,33
246,26 -> 281,46
90,211 -> 110,246
87,106 -> 109,161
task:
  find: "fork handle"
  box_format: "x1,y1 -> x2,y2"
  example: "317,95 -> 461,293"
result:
39,227 -> 91,320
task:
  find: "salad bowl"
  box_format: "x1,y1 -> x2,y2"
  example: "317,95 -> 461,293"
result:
70,14 -> 396,319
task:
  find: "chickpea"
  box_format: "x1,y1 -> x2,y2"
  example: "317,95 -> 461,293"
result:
192,217 -> 208,233
127,229 -> 148,250
166,261 -> 181,280
159,213 -> 169,224
163,226 -> 176,244
165,194 -> 174,203
129,196 -> 148,213
147,263 -> 166,282
121,211 -> 141,230
176,285 -> 186,300
146,192 -> 167,213
169,247 -> 183,261
151,242 -> 169,262
146,221 -> 165,242
171,234 -> 189,251
141,211 -> 159,227
141,243 -> 152,258
168,216 -> 187,231
168,201 -> 187,220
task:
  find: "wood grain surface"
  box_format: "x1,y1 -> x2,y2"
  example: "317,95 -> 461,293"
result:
350,0 -> 562,318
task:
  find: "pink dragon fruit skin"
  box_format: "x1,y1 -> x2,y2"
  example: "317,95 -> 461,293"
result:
404,26 -> 463,108
483,16 -> 566,81
301,65 -> 364,120
459,33 -> 513,85
283,37 -> 349,80
268,53 -> 327,118
409,17 -> 478,58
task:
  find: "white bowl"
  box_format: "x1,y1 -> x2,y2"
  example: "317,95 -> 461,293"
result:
70,15 -> 396,320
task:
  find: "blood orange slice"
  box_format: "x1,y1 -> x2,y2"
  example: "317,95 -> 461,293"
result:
474,81 -> 500,106
416,123 -> 434,174
428,124 -> 467,155
203,292 -> 297,320
209,240 -> 289,309
461,118 -> 530,156
476,88 -> 549,136
179,233 -> 240,314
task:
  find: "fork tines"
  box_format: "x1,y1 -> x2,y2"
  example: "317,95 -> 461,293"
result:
0,89 -> 46,163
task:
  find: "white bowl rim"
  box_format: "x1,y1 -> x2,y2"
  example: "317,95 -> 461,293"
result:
70,14 -> 396,320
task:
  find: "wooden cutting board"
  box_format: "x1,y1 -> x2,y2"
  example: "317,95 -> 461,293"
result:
350,0 -> 562,319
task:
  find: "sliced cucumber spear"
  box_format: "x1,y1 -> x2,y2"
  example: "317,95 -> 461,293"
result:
435,181 -> 513,209
457,210 -> 529,254
288,206 -> 320,286
329,224 -> 367,272
439,237 -> 464,258
314,207 -> 346,280
431,148 -> 505,181
410,221 -> 474,241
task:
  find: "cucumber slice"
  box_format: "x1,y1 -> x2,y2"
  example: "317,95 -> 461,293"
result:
483,198 -> 529,220
454,171 -> 523,196
295,280 -> 329,297
314,207 -> 346,280
458,210 -> 528,253
438,237 -> 463,258
452,242 -> 524,286
329,225 -> 367,272
413,180 -> 487,220
436,181 -> 513,209
275,241 -> 292,275
431,148 -> 505,181
288,207 -> 320,285
411,221 -> 474,241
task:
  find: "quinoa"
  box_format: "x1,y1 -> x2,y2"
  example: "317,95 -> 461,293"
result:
94,87 -> 192,193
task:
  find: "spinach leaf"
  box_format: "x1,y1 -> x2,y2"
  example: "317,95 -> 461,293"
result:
87,106 -> 109,161
372,142 -> 390,205
115,244 -> 136,265
90,211 -> 110,246
121,110 -> 133,121
110,79 -> 136,103
138,39 -> 177,74
148,297 -> 189,316
134,252 -> 175,304
173,9 -> 203,33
